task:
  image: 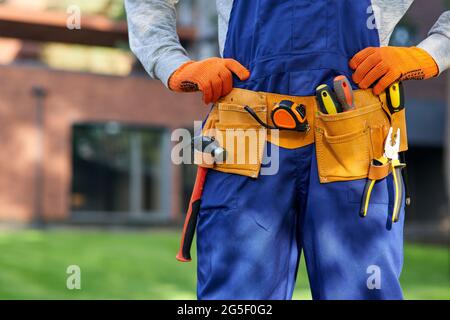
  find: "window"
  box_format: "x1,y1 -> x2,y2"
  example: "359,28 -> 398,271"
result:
71,122 -> 170,222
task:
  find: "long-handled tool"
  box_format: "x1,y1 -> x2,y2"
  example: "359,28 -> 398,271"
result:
176,166 -> 208,262
176,136 -> 226,262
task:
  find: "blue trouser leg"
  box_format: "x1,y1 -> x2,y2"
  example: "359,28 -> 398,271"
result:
197,144 -> 312,299
196,143 -> 404,300
302,146 -> 405,300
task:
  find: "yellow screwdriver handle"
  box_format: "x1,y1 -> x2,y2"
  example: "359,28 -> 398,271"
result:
316,84 -> 342,114
386,81 -> 405,114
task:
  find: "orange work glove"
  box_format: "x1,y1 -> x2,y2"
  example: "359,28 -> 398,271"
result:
168,57 -> 250,104
349,46 -> 438,95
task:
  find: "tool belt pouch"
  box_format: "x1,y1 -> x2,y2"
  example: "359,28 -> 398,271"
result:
314,91 -> 407,183
368,161 -> 390,181
201,101 -> 267,178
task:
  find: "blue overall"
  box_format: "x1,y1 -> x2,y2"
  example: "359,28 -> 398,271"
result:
196,0 -> 405,300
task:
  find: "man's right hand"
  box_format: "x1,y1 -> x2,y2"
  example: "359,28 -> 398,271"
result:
168,57 -> 250,104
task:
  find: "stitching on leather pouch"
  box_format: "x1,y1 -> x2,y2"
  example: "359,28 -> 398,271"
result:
218,103 -> 267,113
316,128 -> 371,181
322,127 -> 369,144
317,103 -> 381,122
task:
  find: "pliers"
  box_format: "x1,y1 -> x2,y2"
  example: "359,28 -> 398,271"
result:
360,127 -> 405,222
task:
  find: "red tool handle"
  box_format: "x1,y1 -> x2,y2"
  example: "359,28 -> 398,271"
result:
176,166 -> 208,262
333,75 -> 355,111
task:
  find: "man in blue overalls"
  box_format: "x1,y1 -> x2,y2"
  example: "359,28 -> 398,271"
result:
126,0 -> 450,299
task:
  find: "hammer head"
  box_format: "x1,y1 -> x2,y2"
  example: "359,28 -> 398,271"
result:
192,136 -> 227,163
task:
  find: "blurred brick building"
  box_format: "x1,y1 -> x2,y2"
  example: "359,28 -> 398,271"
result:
0,1 -> 212,225
0,1 -> 448,241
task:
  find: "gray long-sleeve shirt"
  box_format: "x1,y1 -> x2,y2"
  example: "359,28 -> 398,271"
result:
125,0 -> 450,87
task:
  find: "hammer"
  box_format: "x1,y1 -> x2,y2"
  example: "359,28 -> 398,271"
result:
176,136 -> 226,262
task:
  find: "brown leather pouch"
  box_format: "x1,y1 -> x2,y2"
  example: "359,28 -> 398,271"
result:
314,90 -> 392,183
202,101 -> 267,178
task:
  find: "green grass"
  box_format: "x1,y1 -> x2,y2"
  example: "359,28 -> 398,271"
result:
0,229 -> 448,300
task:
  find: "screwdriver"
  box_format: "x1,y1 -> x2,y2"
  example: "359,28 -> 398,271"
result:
386,81 -> 405,114
333,75 -> 355,111
316,84 -> 343,114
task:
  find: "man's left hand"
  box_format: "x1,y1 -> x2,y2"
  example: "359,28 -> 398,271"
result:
349,46 -> 438,95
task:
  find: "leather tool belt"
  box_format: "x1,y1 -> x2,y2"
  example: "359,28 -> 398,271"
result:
199,88 -> 408,183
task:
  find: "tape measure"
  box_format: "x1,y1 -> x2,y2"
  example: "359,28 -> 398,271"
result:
245,100 -> 309,132
271,100 -> 309,132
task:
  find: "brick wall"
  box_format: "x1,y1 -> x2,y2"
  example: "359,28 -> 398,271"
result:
0,64 -> 206,222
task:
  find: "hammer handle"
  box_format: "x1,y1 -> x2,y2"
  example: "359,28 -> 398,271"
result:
176,166 -> 208,262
